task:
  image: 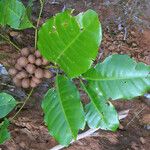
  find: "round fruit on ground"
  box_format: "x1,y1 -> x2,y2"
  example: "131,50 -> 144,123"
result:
21,48 -> 30,56
8,68 -> 17,76
17,57 -> 28,67
22,78 -> 30,88
28,54 -> 36,64
34,68 -> 44,79
26,64 -> 36,74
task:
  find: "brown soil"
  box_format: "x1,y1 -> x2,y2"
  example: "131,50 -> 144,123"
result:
0,0 -> 150,150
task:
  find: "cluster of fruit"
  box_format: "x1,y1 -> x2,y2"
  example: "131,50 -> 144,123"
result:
8,47 -> 52,88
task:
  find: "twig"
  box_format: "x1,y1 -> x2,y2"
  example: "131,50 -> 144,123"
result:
51,0 -> 60,4
34,0 -> 45,49
0,33 -> 20,51
118,109 -> 130,120
10,88 -> 34,120
50,109 -> 129,150
45,65 -> 59,69
123,27 -> 128,41
0,82 -> 15,88
97,48 -> 104,62
125,105 -> 146,127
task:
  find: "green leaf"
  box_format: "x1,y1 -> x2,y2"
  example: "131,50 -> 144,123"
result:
0,0 -> 33,30
0,93 -> 17,118
38,9 -> 102,78
81,81 -> 119,131
0,118 -> 10,144
83,54 -> 150,100
26,0 -> 33,18
42,75 -> 85,146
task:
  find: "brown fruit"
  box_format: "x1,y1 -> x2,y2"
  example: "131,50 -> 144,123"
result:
32,76 -> 41,84
30,80 -> 37,88
15,74 -> 23,80
26,64 -> 36,74
35,51 -> 41,58
22,78 -> 30,88
15,64 -> 22,70
13,77 -> 21,87
21,48 -> 30,56
44,70 -> 52,78
34,68 -> 43,78
35,58 -> 42,66
28,54 -> 36,64
42,58 -> 49,65
16,71 -> 28,79
8,68 -> 17,76
17,57 -> 28,67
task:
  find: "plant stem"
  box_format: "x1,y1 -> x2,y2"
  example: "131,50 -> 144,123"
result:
45,65 -> 59,69
0,83 -> 15,88
10,88 -> 34,120
16,101 -> 24,104
125,105 -> 146,127
0,33 -> 20,51
34,0 -> 44,49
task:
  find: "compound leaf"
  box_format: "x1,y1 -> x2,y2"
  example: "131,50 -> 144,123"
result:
38,9 -> 102,78
0,118 -> 10,144
42,75 -> 85,146
83,54 -> 150,100
0,93 -> 17,118
0,0 -> 33,29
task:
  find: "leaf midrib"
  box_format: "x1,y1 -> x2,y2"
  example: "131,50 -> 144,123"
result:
0,97 -> 15,106
8,7 -> 21,19
84,75 -> 150,81
81,81 -> 108,125
3,0 -> 30,29
56,76 -> 75,139
55,15 -> 95,62
0,102 -> 15,107
55,30 -> 82,62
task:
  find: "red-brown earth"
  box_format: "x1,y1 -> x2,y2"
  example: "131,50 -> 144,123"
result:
0,0 -> 150,150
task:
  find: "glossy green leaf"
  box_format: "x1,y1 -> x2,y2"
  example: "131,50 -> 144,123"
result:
42,75 -> 85,146
0,118 -> 10,144
83,54 -> 150,100
81,81 -> 119,131
38,9 -> 102,78
0,0 -> 33,29
0,93 -> 17,118
26,0 -> 34,18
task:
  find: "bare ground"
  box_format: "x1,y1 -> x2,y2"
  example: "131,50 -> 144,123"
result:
0,0 -> 150,150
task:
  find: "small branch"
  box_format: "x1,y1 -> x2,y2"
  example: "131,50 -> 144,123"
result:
51,0 -> 60,4
0,82 -> 15,88
50,110 -> 129,150
34,0 -> 45,49
123,27 -> 128,41
10,88 -> 34,120
45,65 -> 59,69
125,105 -> 146,127
16,101 -> 24,104
0,33 -> 20,51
